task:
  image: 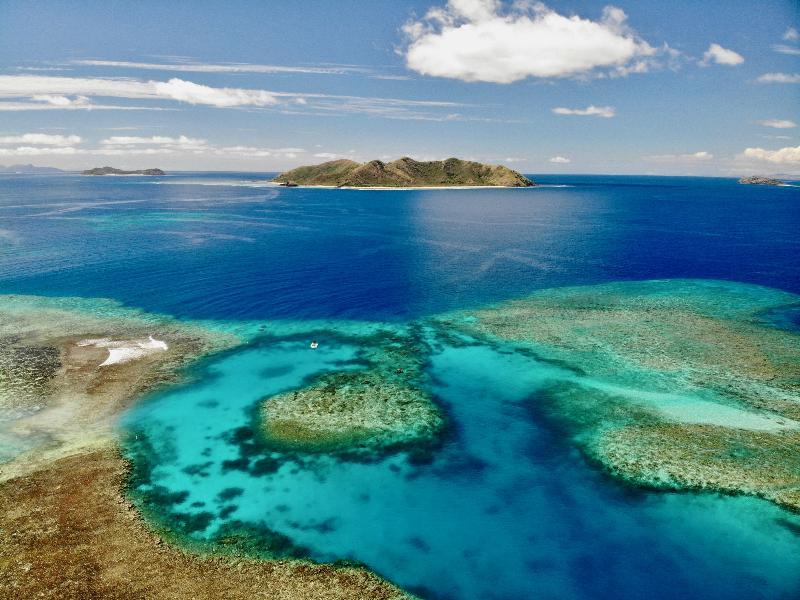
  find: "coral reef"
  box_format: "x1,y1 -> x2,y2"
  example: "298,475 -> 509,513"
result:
440,280 -> 800,510
0,447 -> 411,599
0,294 -> 234,481
259,329 -> 443,454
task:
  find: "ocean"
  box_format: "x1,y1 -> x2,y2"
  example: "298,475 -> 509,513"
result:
1,173 -> 799,599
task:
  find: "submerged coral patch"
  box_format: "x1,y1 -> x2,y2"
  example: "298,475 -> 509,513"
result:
441,279 -> 800,510
258,329 -> 443,454
260,370 -> 442,453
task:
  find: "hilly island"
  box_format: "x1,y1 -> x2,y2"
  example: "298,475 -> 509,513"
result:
273,157 -> 535,187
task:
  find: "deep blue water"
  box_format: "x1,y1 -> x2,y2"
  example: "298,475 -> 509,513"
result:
1,173 -> 798,319
2,173 -> 800,599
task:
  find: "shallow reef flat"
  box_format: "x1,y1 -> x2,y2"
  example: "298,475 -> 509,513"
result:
0,446 -> 410,600
0,294 -> 237,480
259,328 -> 443,454
438,279 -> 800,511
0,295 -> 413,598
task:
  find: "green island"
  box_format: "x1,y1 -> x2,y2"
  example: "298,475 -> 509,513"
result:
82,166 -> 166,176
272,157 -> 534,188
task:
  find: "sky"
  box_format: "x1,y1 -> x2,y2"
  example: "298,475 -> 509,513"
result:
0,0 -> 798,175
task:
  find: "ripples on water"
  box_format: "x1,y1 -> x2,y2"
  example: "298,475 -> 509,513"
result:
1,172 -> 798,319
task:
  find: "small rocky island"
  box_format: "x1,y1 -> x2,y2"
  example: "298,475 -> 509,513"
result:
273,157 -> 534,187
738,175 -> 784,186
82,166 -> 165,176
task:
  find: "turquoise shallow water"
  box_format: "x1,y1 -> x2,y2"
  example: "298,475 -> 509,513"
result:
120,327 -> 800,599
3,174 -> 800,599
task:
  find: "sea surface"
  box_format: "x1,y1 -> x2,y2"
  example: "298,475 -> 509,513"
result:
2,172 -> 800,599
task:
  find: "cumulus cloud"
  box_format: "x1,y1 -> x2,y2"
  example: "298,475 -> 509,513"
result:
647,151 -> 714,162
757,119 -> 796,129
0,133 -> 81,146
784,27 -> 799,41
742,145 -> 800,164
701,43 -> 744,66
0,131 -> 85,157
552,105 -> 615,118
757,72 -> 800,84
402,1 -> 656,83
549,156 -> 571,164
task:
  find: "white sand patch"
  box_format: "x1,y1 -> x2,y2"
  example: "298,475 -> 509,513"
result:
78,335 -> 168,366
578,380 -> 800,432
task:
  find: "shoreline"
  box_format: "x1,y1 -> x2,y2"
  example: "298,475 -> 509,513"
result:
269,182 -> 537,190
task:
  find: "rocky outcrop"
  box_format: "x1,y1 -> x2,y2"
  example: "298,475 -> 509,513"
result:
738,175 -> 784,186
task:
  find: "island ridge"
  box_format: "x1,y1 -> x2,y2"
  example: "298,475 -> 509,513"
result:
273,157 -> 534,187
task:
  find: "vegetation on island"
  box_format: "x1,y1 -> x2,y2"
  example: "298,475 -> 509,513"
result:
83,166 -> 165,176
273,157 -> 534,187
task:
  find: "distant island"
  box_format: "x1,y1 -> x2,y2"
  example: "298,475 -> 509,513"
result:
0,164 -> 64,174
738,175 -> 784,186
273,157 -> 535,188
82,166 -> 165,176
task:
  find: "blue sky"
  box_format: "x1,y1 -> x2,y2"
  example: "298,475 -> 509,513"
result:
0,0 -> 798,175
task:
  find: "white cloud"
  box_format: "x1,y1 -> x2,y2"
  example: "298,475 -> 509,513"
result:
701,43 -> 744,66
0,101 -> 164,111
31,94 -> 91,107
95,137 -> 306,159
742,145 -> 800,164
313,152 -> 345,160
100,135 -> 210,152
757,119 -> 796,129
552,105 -> 615,118
71,60 -> 366,75
0,75 -> 461,120
773,44 -> 800,56
101,134 -> 205,146
0,146 -> 83,156
152,78 -> 279,107
0,133 -> 81,146
784,27 -> 800,41
402,1 -> 656,83
757,72 -> 800,84
548,156 -> 571,164
647,151 -> 714,162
